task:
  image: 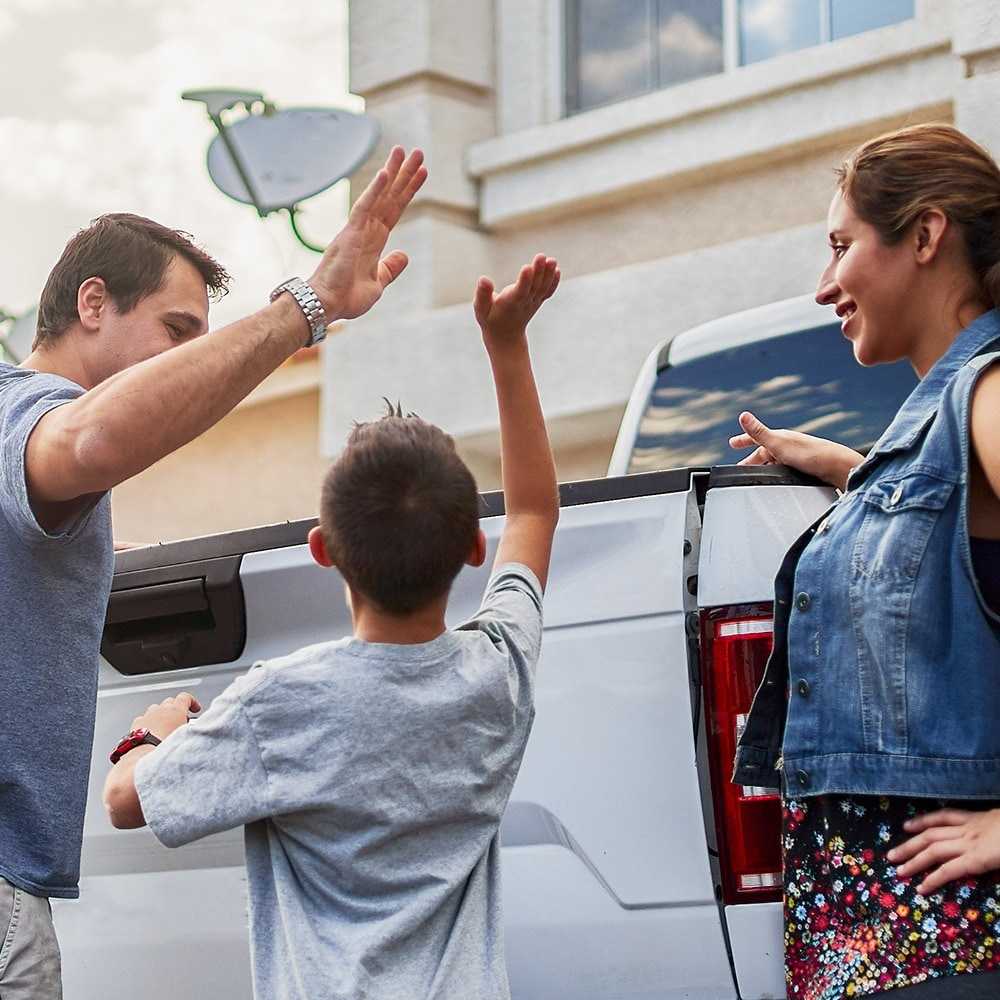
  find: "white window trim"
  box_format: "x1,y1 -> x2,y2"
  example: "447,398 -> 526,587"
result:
562,0 -> 913,117
474,17 -> 944,175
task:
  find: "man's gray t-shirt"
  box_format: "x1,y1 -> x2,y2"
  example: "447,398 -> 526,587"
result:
0,362 -> 113,897
135,563 -> 543,1000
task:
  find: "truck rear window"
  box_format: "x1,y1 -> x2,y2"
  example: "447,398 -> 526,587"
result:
628,322 -> 918,473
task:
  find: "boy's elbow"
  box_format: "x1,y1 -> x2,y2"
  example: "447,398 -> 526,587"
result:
103,778 -> 146,830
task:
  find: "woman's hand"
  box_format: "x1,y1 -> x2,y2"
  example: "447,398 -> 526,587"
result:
888,808 -> 1000,895
729,411 -> 865,490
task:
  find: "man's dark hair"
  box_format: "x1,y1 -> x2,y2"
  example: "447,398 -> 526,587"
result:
320,407 -> 480,616
34,213 -> 230,348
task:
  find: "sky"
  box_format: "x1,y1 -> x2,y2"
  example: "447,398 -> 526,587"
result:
0,0 -> 357,328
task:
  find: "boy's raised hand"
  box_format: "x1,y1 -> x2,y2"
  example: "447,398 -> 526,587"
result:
474,254 -> 560,345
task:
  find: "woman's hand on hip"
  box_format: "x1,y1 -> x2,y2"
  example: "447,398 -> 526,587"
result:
729,411 -> 864,490
888,808 -> 1000,895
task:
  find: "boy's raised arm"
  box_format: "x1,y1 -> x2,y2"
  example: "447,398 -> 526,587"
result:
473,255 -> 560,588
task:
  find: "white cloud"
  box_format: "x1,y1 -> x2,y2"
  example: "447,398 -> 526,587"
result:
0,0 -> 355,323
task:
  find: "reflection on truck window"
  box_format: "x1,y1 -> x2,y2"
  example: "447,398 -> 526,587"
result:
628,322 -> 918,473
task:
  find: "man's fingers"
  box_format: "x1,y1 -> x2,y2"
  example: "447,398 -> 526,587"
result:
378,250 -> 410,288
349,167 -> 391,220
730,433 -> 755,449
399,164 -> 428,206
388,148 -> 424,199
473,277 -> 494,324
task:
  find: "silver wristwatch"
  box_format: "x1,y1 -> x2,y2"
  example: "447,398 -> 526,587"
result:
269,277 -> 328,346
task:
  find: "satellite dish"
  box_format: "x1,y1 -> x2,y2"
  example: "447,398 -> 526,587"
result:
182,89 -> 381,252
206,109 -> 379,214
0,306 -> 38,363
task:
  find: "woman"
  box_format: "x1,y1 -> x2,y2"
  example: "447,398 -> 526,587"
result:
731,123 -> 1000,999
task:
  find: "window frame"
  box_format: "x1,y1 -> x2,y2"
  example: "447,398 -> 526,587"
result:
563,0 -> 912,116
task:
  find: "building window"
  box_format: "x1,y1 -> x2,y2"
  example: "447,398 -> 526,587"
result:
565,0 -> 914,114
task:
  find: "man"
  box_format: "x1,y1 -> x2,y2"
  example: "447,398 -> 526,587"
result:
0,146 -> 426,998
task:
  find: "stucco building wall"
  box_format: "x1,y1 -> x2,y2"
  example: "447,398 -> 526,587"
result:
113,0 -> 1000,543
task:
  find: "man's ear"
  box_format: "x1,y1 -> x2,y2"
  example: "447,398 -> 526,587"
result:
77,277 -> 108,332
308,526 -> 335,568
914,208 -> 949,264
466,528 -> 487,568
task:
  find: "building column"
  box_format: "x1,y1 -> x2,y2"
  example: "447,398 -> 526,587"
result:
953,0 -> 1000,158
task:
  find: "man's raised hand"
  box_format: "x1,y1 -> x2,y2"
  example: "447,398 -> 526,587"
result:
474,254 -> 560,348
308,146 -> 427,324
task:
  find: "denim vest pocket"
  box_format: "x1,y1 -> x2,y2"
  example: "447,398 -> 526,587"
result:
849,472 -> 956,753
852,472 -> 955,580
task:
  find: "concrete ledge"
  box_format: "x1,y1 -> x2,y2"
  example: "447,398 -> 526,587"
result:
468,23 -> 954,228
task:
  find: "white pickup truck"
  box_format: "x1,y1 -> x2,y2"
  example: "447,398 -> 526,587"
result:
56,295 -> 917,999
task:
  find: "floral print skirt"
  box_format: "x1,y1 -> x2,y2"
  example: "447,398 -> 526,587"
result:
783,794 -> 1000,998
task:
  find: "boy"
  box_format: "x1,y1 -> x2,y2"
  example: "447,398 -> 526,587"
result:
103,254 -> 561,1000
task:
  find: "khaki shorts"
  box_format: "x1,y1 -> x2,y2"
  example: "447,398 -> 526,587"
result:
0,877 -> 62,1000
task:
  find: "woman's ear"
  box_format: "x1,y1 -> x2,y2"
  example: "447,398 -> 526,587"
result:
914,208 -> 949,264
308,526 -> 335,568
467,528 -> 487,568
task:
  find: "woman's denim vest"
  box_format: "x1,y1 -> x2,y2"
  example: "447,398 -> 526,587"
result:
734,310 -> 1000,799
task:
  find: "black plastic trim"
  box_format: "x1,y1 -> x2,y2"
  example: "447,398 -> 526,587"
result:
102,555 -> 246,675
114,468 -> 696,576
707,464 -> 828,490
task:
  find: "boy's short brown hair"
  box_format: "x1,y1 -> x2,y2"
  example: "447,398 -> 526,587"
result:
320,409 -> 480,615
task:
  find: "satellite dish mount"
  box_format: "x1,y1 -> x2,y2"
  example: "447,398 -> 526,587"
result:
182,89 -> 381,253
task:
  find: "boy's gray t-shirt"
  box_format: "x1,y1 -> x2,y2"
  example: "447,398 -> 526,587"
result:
0,362 -> 114,897
135,563 -> 544,1000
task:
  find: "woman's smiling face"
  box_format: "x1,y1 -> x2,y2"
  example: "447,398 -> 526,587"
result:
815,190 -> 920,367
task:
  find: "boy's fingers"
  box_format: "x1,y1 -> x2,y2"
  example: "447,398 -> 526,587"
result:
473,277 -> 494,323
515,264 -> 533,297
173,692 -> 201,714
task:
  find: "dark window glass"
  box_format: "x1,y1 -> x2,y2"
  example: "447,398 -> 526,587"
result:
627,323 -> 918,474
739,0 -> 821,66
831,0 -> 914,40
657,0 -> 724,88
567,0 -> 724,114
572,0 -> 655,112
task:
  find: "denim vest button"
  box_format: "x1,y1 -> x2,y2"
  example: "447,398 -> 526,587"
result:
796,592 -> 811,611
796,769 -> 810,788
797,679 -> 811,698
889,485 -> 904,507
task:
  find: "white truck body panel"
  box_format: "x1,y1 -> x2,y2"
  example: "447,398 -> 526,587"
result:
60,478 -> 750,999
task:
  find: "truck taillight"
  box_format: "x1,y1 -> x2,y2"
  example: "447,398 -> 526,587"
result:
701,605 -> 782,905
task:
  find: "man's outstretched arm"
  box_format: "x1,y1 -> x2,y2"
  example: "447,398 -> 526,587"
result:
26,147 -> 426,515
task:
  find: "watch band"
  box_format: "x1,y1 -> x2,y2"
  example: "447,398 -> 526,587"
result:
110,728 -> 162,764
269,277 -> 329,347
